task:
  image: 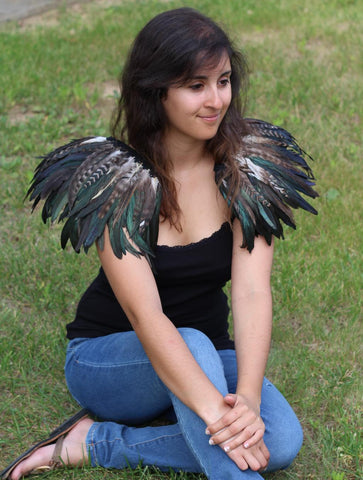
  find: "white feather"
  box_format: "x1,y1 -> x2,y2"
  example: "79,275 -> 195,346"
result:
81,136 -> 107,144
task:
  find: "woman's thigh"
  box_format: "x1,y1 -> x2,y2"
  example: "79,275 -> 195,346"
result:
65,331 -> 171,423
65,328 -> 227,425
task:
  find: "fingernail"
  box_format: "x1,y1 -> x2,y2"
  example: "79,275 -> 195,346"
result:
209,438 -> 215,445
205,428 -> 210,435
224,445 -> 230,452
244,442 -> 249,448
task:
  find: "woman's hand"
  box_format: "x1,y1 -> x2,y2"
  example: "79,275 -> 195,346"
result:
225,438 -> 270,472
206,393 -> 269,471
206,393 -> 265,451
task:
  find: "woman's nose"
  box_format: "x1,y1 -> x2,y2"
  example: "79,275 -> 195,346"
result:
205,86 -> 223,109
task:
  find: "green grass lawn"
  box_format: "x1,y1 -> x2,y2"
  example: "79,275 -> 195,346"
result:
0,0 -> 361,479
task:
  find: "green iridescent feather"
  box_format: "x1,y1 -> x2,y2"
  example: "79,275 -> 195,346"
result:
27,119 -> 318,260
27,136 -> 162,263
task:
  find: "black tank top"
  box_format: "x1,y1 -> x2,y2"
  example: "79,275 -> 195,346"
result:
66,222 -> 234,350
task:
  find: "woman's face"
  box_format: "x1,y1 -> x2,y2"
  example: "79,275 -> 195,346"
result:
162,52 -> 232,145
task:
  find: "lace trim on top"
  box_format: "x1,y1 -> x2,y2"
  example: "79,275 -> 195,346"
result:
156,222 -> 231,251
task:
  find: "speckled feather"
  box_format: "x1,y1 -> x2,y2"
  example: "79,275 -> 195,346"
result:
215,118 -> 318,251
27,119 -> 318,259
27,136 -> 162,262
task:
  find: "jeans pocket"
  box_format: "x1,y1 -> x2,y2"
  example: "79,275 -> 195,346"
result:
65,338 -> 88,371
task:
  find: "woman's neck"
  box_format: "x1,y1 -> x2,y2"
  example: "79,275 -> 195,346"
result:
163,133 -> 209,173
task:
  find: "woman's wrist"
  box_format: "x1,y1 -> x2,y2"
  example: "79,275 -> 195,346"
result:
235,389 -> 261,414
199,396 -> 232,425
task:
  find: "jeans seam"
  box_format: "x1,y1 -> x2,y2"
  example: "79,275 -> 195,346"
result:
74,359 -> 151,367
127,432 -> 184,448
90,431 -> 184,449
87,422 -> 98,466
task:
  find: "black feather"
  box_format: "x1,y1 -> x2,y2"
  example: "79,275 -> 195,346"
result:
27,136 -> 161,263
216,118 -> 318,251
29,119 -> 317,261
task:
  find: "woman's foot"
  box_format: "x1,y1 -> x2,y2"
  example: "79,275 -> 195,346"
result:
10,418 -> 94,480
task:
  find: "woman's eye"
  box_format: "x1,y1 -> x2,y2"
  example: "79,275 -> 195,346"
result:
219,78 -> 230,87
189,83 -> 204,90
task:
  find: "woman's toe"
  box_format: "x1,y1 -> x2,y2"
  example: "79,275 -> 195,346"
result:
10,444 -> 55,480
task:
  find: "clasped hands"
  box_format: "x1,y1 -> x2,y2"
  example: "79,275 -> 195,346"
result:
206,393 -> 270,472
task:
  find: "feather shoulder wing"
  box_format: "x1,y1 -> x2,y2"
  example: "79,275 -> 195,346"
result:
215,118 -> 318,251
27,136 -> 161,261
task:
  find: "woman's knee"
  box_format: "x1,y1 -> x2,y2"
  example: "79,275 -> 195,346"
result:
178,328 -> 218,359
261,379 -> 303,470
178,328 -> 227,390
271,415 -> 303,469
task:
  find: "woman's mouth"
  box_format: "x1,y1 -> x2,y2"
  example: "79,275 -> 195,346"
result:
199,114 -> 220,123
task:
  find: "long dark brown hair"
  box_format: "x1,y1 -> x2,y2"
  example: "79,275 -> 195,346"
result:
111,7 -> 249,226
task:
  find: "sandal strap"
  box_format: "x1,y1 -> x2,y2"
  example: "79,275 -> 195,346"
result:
0,409 -> 89,480
49,436 -> 65,468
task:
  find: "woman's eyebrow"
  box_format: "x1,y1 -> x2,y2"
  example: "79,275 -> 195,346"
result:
190,70 -> 232,80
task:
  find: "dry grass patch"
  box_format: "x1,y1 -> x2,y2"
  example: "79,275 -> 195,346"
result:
7,105 -> 44,125
14,0 -> 128,30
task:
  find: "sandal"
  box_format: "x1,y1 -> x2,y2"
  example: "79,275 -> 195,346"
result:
0,409 -> 90,479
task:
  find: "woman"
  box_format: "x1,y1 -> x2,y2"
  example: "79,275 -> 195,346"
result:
1,7 -> 318,480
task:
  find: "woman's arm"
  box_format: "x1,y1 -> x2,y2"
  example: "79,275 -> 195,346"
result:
232,219 -> 274,406
206,219 -> 274,454
97,227 -> 230,425
100,226 -> 270,471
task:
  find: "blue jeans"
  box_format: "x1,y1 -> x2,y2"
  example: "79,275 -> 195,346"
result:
65,328 -> 303,479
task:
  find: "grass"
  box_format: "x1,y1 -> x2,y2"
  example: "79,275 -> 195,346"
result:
0,0 -> 362,478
